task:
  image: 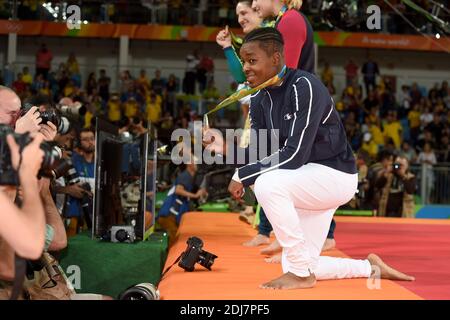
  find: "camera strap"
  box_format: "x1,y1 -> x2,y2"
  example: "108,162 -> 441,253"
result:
156,254 -> 182,288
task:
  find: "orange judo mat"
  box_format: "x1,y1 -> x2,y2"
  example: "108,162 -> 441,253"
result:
158,212 -> 422,300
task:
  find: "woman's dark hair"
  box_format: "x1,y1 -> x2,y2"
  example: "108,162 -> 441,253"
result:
243,27 -> 284,56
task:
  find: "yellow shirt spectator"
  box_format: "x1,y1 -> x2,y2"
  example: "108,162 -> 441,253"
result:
408,110 -> 421,129
124,99 -> 139,118
84,111 -> 93,128
146,98 -> 162,124
22,73 -> 33,85
361,140 -> 379,160
107,99 -> 121,122
321,64 -> 333,85
39,87 -> 50,97
64,84 -> 76,97
383,121 -> 403,148
369,124 -> 384,146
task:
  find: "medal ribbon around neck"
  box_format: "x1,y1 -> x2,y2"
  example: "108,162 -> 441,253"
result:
205,65 -> 287,117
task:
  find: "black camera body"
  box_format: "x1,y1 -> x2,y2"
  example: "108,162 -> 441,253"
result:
178,237 -> 218,272
22,103 -> 70,135
393,162 -> 401,171
0,125 -> 62,185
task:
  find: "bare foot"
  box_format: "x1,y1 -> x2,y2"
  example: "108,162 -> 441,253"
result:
321,238 -> 336,252
367,253 -> 415,281
239,211 -> 255,225
260,239 -> 282,255
260,272 -> 316,290
243,234 -> 270,247
264,254 -> 281,263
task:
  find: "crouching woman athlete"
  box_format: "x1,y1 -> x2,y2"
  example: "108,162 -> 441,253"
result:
203,27 -> 414,289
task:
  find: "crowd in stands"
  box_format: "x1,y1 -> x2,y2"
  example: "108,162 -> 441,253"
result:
321,57 -> 450,208
1,43 -> 449,211
0,0 -> 448,35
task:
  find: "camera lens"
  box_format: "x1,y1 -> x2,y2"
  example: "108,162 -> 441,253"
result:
115,229 -> 130,242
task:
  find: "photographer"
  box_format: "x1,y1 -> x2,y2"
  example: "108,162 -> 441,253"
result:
375,155 -> 417,218
0,87 -> 66,281
22,95 -> 67,251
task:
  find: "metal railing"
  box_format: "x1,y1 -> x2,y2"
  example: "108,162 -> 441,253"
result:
409,164 -> 450,205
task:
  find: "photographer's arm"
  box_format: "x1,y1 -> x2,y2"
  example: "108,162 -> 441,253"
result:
402,175 -> 417,194
374,171 -> 389,189
0,135 -> 46,259
175,185 -> 200,199
40,178 -> 67,251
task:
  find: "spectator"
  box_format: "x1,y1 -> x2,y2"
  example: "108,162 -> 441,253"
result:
417,142 -> 437,203
425,113 -> 444,145
35,43 -> 53,80
12,73 -> 27,95
361,132 -> 378,161
436,135 -> 450,163
419,106 -> 433,129
123,96 -> 140,119
363,89 -> 379,117
22,66 -> 33,85
439,80 -> 448,100
151,69 -> 165,97
32,74 -> 46,94
361,56 -> 379,95
399,85 -> 412,113
146,92 -> 162,125
183,51 -> 199,95
107,93 -> 122,124
410,82 -> 422,107
137,69 -> 151,93
197,54 -> 215,93
383,110 -> 402,149
408,103 -> 421,144
63,79 -> 77,97
428,83 -> 440,106
119,70 -> 134,95
165,74 -> 178,117
85,72 -> 97,96
400,140 -> 417,164
98,69 -> 111,102
321,61 -> 334,88
66,53 -> 81,87
375,155 -> 417,218
2,63 -> 14,87
417,129 -> 435,152
344,59 -> 358,87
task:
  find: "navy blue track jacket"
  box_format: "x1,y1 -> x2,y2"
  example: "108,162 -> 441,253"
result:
233,68 -> 357,187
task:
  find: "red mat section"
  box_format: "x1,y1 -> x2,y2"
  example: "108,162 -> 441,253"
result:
335,220 -> 450,300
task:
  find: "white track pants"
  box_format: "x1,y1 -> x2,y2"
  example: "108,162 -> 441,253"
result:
254,163 -> 371,279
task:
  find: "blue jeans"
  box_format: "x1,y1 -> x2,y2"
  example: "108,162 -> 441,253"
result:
259,207 -> 336,240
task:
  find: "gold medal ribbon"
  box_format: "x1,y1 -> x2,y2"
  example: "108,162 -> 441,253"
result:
205,65 -> 287,117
